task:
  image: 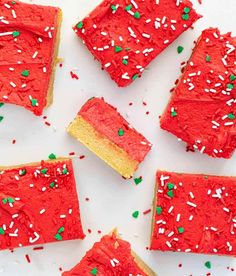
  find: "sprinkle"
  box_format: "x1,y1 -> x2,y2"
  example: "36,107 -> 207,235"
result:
187,201 -> 197,208
156,206 -> 162,215
90,267 -> 98,275
40,209 -> 46,214
134,177 -> 142,185
118,128 -> 124,136
177,46 -> 184,54
167,190 -> 174,198
76,22 -> 83,29
132,211 -> 139,218
182,14 -> 189,21
12,31 -> 20,37
114,46 -> 122,53
205,261 -> 211,269
31,98 -> 38,107
32,51 -> 38,59
206,54 -> 211,62
178,227 -> 185,234
21,70 -> 29,77
133,11 -> 140,19
48,153 -> 56,160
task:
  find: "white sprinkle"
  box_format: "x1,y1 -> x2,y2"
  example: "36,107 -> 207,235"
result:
213,32 -> 219,38
39,209 -> 45,214
11,10 -> 17,19
60,214 -> 66,218
189,215 -> 193,221
43,67 -> 47,73
168,206 -> 174,213
104,62 -> 111,68
187,201 -> 197,208
29,232 -> 40,243
223,207 -> 230,212
163,39 -> 169,44
189,192 -> 194,199
131,0 -> 138,9
38,37 -> 43,43
210,227 -> 217,231
224,122 -> 234,126
9,221 -> 14,229
142,33 -> 151,39
32,51 -> 38,59
200,146 -> 206,153
168,231 -> 174,237
101,31 -> 107,36
42,187 -> 46,192
10,82 -> 16,88
4,3 -> 11,8
68,209 -> 72,214
222,58 -> 227,66
12,214 -> 18,219
122,72 -> 130,79
166,241 -> 172,248
176,214 -> 181,222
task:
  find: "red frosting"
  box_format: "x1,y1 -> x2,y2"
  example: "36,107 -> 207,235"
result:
151,171 -> 236,256
63,232 -> 149,276
79,97 -> 152,162
0,159 -> 85,251
161,28 -> 236,158
0,0 -> 60,115
74,0 -> 200,87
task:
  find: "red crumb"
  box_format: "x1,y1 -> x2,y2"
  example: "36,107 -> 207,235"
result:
178,263 -> 182,268
98,230 -> 102,234
145,246 -> 149,250
45,121 -> 51,126
12,139 -> 16,144
69,152 -> 75,156
129,102 -> 133,106
59,267 -> 63,272
33,246 -> 44,251
85,197 -> 90,201
231,268 -> 235,272
43,116 -> 47,120
70,71 -> 79,80
79,155 -> 85,159
25,254 -> 31,263
146,111 -> 149,115
143,209 -> 151,215
88,229 -> 92,234
142,101 -> 147,106
59,63 -> 63,68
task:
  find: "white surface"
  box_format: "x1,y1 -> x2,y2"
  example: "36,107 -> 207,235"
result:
0,0 -> 235,275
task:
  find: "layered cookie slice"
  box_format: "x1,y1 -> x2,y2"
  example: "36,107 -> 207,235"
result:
73,0 -> 200,87
150,170 -> 236,256
0,158 -> 85,250
161,28 -> 236,158
67,97 -> 152,178
63,230 -> 156,275
0,0 -> 62,115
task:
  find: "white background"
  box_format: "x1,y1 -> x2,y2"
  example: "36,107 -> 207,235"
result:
0,0 -> 235,275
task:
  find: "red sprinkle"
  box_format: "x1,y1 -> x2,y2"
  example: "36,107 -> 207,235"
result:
43,116 -> 47,120
178,263 -> 182,268
70,71 -> 79,80
69,152 -> 75,156
143,209 -> 151,215
85,197 -> 90,201
129,102 -> 133,106
33,246 -> 44,251
146,111 -> 149,115
142,101 -> 147,106
88,229 -> 92,234
59,267 -> 63,272
59,63 -> 63,68
79,155 -> 85,159
25,254 -> 31,263
12,139 -> 16,144
98,230 -> 102,234
45,121 -> 51,126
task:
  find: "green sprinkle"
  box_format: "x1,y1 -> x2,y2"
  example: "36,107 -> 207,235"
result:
57,227 -> 65,234
114,45 -> 123,53
31,98 -> 38,107
19,169 -> 26,176
2,198 -> 7,204
204,175 -> 209,179
49,182 -> 55,188
177,46 -> 184,54
156,206 -> 162,215
76,22 -> 83,29
132,211 -> 139,218
228,113 -> 235,120
132,74 -> 139,81
171,110 -> 177,117
21,70 -> 29,77
0,228 -> 5,235
0,103 -> 4,108
227,83 -> 234,90
182,13 -> 189,20
90,268 -> 98,275
205,261 -> 211,269
54,233 -> 62,241
111,4 -> 117,11
230,74 -> 236,81
12,1 -> 16,4
8,197 -> 15,203
118,128 -> 124,136
0,116 -> 4,122
41,168 -> 48,174
167,190 -> 174,198
125,47 -> 130,51
205,54 -> 211,62
178,227 -> 185,234
134,177 -> 142,185
48,153 -> 56,160
125,4 -> 132,11
184,7 -> 190,13
12,31 -> 20,37
134,11 -> 140,19
122,59 -> 128,65
167,182 -> 175,190
62,168 -> 68,174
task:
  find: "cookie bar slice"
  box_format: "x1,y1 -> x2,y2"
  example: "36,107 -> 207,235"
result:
0,0 -> 62,115
67,97 -> 152,178
74,0 -> 200,87
160,28 -> 236,158
0,158 -> 85,250
150,170 -> 236,256
63,230 -> 156,275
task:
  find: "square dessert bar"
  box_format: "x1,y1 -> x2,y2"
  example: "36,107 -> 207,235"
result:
63,230 -> 156,275
0,0 -> 62,115
150,170 -> 236,256
74,0 -> 200,87
67,97 -> 152,178
0,158 -> 85,250
161,28 -> 236,158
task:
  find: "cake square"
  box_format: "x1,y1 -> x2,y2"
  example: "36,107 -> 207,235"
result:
160,28 -> 236,158
67,97 -> 152,178
73,0 -> 200,87
63,230 -> 156,275
0,0 -> 62,115
0,158 -> 85,250
150,170 -> 236,256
